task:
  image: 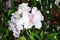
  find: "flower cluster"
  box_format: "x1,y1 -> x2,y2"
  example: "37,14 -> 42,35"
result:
8,3 -> 44,38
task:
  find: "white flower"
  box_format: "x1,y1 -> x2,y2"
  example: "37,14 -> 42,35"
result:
50,4 -> 52,8
55,0 -> 59,6
17,7 -> 44,29
8,3 -> 31,37
41,6 -> 43,9
47,25 -> 49,28
8,3 -> 44,37
47,11 -> 49,14
57,26 -> 60,31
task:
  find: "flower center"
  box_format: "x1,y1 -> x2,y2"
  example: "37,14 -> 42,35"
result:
28,13 -> 34,23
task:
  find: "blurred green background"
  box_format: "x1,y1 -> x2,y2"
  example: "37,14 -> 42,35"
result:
0,0 -> 60,40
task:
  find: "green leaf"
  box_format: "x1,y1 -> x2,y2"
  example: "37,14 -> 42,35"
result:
26,30 -> 35,40
3,29 -> 10,39
57,32 -> 60,40
33,0 -> 37,7
40,31 -> 44,40
42,21 -> 46,30
0,0 -> 2,2
29,0 -> 37,7
34,33 -> 41,40
39,0 -> 41,4
8,9 -> 15,16
18,35 -> 26,40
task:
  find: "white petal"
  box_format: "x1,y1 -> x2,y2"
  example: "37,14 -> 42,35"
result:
17,9 -> 22,14
13,32 -> 20,37
16,25 -> 23,31
16,18 -> 24,25
34,21 -> 42,29
18,3 -> 30,12
32,7 -> 38,11
11,27 -> 17,33
24,22 -> 33,29
20,3 -> 28,7
55,0 -> 59,5
47,11 -> 49,14
47,25 -> 49,28
32,10 -> 44,21
39,15 -> 44,21
23,11 -> 29,22
11,18 -> 16,23
25,7 -> 31,12
8,23 -> 17,33
50,4 -> 52,8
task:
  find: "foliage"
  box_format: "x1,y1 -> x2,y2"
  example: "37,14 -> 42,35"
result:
0,0 -> 60,40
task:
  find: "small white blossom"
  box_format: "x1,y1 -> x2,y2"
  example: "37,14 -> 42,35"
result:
41,6 -> 43,9
57,26 -> 60,31
47,11 -> 49,14
47,25 -> 49,28
50,4 -> 52,8
55,0 -> 59,6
